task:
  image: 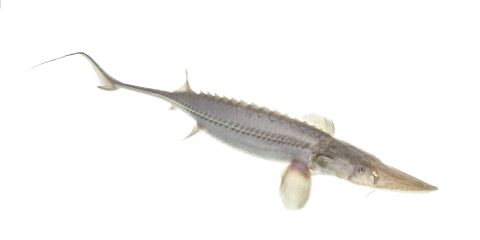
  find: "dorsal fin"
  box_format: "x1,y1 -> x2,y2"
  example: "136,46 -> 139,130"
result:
301,113 -> 335,136
174,69 -> 194,93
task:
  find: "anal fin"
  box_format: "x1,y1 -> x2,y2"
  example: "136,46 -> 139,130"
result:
280,161 -> 311,210
184,123 -> 202,140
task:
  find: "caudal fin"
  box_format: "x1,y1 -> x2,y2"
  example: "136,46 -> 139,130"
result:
26,52 -> 120,90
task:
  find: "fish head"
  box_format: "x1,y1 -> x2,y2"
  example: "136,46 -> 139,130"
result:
311,138 -> 437,192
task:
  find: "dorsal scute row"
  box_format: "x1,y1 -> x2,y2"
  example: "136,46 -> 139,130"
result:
199,92 -> 309,127
195,92 -> 321,141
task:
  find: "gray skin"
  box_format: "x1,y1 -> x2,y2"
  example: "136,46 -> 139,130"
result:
31,52 -> 438,210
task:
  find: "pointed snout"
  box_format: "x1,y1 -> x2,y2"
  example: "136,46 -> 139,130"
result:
373,163 -> 437,192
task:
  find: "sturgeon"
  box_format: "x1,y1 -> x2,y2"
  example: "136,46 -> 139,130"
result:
31,52 -> 437,210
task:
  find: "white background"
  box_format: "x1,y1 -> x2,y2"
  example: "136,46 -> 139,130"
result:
1,1 -> 479,239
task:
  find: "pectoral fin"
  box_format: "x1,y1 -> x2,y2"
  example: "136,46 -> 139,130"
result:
301,113 -> 335,136
280,161 -> 311,210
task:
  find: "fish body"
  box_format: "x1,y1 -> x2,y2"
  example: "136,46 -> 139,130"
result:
121,82 -> 327,163
30,52 -> 437,210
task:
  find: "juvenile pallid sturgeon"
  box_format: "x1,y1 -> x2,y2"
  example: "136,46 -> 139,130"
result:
31,52 -> 437,210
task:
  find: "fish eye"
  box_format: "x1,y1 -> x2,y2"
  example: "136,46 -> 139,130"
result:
358,168 -> 366,174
